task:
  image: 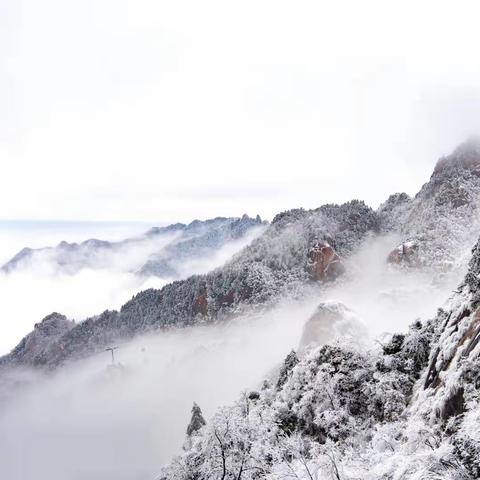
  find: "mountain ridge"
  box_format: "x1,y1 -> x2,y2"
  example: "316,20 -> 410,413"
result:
1,214 -> 265,279
3,141 -> 480,371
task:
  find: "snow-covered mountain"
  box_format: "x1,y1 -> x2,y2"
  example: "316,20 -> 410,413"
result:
0,200 -> 379,368
379,139 -> 480,271
2,139 -> 480,479
162,229 -> 480,480
4,140 -> 480,370
1,215 -> 266,279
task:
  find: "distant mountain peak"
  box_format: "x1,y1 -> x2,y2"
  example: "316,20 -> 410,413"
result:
2,215 -> 266,276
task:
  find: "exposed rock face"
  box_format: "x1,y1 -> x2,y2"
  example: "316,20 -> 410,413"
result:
402,236 -> 480,456
423,241 -> 480,396
299,301 -> 366,349
387,240 -> 420,266
307,242 -> 344,281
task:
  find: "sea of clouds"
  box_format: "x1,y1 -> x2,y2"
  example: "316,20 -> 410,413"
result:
0,225 -> 466,480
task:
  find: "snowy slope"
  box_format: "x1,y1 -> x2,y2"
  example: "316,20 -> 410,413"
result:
161,235 -> 480,480
379,138 -> 480,272
1,201 -> 379,368
1,141 -> 480,479
4,141 -> 480,369
1,215 -> 266,279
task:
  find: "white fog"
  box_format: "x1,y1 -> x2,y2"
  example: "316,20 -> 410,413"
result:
2,1 -> 480,478
0,229 -> 467,480
0,221 -> 264,354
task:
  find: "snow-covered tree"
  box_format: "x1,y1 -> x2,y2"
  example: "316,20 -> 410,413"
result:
187,403 -> 206,436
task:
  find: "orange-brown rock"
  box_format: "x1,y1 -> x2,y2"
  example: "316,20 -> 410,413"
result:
307,242 -> 344,281
387,241 -> 419,266
193,289 -> 208,316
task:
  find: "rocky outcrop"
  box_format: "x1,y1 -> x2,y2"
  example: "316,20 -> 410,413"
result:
387,240 -> 420,266
307,242 -> 344,281
299,301 -> 366,349
422,239 -> 480,403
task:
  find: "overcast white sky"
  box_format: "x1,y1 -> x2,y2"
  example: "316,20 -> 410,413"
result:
1,0 -> 480,223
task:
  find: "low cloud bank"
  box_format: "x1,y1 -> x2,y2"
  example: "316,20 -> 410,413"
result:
321,234 -> 465,337
0,301 -> 311,480
0,223 -> 263,355
0,233 -> 469,480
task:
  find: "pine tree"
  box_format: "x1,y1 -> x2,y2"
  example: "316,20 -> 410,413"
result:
186,402 -> 206,436
276,349 -> 299,389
